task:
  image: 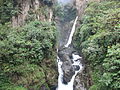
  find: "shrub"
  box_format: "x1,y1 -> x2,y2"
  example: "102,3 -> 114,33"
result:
0,20 -> 56,89
0,0 -> 19,24
74,0 -> 120,89
0,21 -> 56,65
101,44 -> 120,89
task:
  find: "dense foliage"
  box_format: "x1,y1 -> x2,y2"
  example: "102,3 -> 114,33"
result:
0,0 -> 19,24
101,44 -> 120,89
0,21 -> 57,89
0,0 -> 58,89
0,21 -> 56,64
74,0 -> 120,89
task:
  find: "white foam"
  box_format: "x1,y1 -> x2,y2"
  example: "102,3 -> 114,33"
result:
57,16 -> 83,90
72,54 -> 83,72
57,57 -> 77,90
57,53 -> 83,90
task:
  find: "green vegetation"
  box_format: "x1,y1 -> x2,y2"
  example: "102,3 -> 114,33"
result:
0,0 -> 58,89
0,21 -> 56,64
101,44 -> 120,89
74,0 -> 120,89
0,0 -> 19,24
1,0 -> 120,90
0,21 -> 57,89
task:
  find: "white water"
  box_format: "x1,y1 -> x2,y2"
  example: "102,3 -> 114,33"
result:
65,16 -> 78,47
57,54 -> 83,90
57,16 -> 83,90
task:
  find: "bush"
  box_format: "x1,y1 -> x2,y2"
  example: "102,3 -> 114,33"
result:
0,21 -> 56,65
0,0 -> 19,24
0,20 -> 56,89
74,0 -> 120,89
0,75 -> 27,90
101,44 -> 120,89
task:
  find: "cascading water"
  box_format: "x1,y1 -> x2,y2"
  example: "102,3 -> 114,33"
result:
56,0 -> 86,90
64,16 -> 78,47
56,16 -> 84,90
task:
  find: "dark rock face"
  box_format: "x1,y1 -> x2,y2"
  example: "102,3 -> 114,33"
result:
58,47 -> 74,83
12,0 -> 54,27
57,45 -> 87,90
58,46 -> 82,84
62,61 -> 75,83
73,65 -> 80,71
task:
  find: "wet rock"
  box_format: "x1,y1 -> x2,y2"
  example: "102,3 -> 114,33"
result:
61,54 -> 70,62
73,65 -> 80,71
62,61 -> 75,83
50,85 -> 58,90
58,47 -> 76,83
74,74 -> 86,90
63,70 -> 75,83
58,46 -> 84,84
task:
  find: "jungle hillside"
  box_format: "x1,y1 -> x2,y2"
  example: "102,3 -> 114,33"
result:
0,0 -> 120,90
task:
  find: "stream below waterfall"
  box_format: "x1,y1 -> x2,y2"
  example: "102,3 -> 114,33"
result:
56,16 -> 84,90
55,0 -> 87,90
56,1 -> 85,89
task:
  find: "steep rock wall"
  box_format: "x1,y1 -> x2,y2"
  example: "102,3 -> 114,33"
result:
75,0 -> 88,19
75,0 -> 101,18
12,0 -> 54,27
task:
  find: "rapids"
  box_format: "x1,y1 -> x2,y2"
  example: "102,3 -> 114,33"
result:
57,16 -> 84,90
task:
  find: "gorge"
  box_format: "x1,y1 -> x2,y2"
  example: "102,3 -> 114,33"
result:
0,0 -> 120,90
56,0 -> 88,89
57,16 -> 84,90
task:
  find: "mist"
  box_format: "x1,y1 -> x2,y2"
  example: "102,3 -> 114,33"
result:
57,0 -> 74,4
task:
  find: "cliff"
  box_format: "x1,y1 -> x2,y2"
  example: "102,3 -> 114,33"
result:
11,0 -> 54,27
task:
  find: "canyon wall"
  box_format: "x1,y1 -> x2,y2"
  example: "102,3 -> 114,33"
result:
12,0 -> 54,27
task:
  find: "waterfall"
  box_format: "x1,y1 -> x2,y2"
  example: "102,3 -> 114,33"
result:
65,16 -> 78,47
57,16 -> 84,90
